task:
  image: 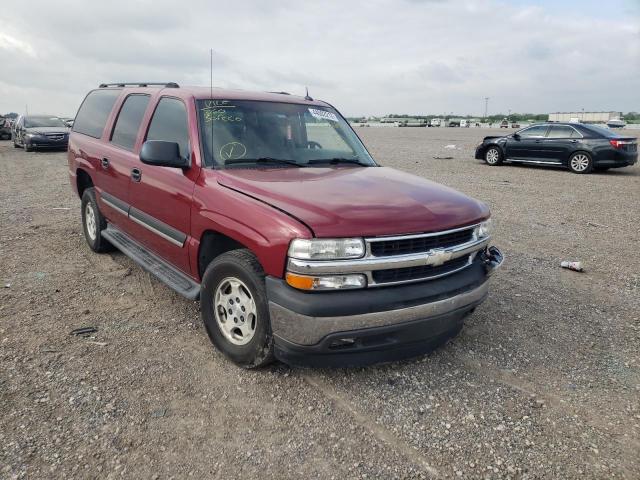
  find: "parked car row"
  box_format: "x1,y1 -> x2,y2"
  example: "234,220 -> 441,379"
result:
10,115 -> 70,151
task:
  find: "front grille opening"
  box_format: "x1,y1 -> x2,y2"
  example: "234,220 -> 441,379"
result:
370,229 -> 474,257
372,256 -> 470,284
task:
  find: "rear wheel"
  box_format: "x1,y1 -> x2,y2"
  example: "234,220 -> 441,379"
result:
484,146 -> 503,165
568,152 -> 593,174
81,188 -> 112,252
201,249 -> 274,368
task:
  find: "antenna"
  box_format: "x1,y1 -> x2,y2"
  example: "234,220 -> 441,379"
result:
304,87 -> 313,101
210,48 -> 213,98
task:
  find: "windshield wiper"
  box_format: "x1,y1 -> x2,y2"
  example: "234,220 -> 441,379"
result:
307,157 -> 369,166
225,157 -> 303,167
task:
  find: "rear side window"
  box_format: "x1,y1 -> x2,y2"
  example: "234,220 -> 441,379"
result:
146,98 -> 190,158
110,95 -> 150,151
547,126 -> 580,139
73,89 -> 121,138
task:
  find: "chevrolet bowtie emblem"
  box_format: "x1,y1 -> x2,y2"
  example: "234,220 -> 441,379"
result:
425,249 -> 453,267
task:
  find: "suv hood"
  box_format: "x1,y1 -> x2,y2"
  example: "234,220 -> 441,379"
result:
216,167 -> 489,237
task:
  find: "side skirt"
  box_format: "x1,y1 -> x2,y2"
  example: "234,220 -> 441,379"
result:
102,224 -> 200,300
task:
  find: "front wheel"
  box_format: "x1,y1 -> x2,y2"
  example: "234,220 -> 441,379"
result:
568,152 -> 593,174
484,146 -> 503,165
201,249 -> 274,368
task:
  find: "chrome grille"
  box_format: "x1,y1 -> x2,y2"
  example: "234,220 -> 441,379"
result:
287,224 -> 487,287
370,229 -> 474,257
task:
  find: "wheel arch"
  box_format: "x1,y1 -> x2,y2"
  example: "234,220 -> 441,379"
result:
76,168 -> 94,198
197,230 -> 251,279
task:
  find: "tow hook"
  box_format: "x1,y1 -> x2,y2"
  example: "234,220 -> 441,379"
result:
481,246 -> 504,276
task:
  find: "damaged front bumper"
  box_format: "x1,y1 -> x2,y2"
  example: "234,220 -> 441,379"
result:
267,246 -> 504,367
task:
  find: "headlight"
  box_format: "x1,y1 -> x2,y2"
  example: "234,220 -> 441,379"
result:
285,272 -> 366,290
25,133 -> 36,138
475,218 -> 493,239
288,238 -> 365,260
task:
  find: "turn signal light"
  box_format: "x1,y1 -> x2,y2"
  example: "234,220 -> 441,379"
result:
285,272 -> 366,291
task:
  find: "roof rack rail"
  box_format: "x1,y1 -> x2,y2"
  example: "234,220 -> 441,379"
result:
268,91 -> 291,95
98,82 -> 180,88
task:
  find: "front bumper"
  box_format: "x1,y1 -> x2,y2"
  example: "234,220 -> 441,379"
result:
25,136 -> 68,149
268,246 -> 503,367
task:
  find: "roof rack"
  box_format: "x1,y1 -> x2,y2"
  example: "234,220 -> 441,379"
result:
268,91 -> 291,95
98,82 -> 179,88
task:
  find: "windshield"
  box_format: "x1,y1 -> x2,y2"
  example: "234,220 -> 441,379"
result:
24,116 -> 66,128
197,100 -> 375,168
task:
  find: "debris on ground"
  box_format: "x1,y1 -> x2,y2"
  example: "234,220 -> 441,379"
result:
70,326 -> 98,336
444,144 -> 457,149
560,261 -> 584,272
433,156 -> 454,159
151,408 -> 168,418
587,222 -> 608,228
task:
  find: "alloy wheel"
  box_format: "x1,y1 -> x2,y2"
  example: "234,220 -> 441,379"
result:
85,203 -> 97,241
486,148 -> 500,165
214,277 -> 257,346
570,154 -> 590,172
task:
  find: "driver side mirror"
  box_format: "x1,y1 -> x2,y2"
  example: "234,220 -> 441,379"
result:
513,133 -> 520,140
140,140 -> 189,168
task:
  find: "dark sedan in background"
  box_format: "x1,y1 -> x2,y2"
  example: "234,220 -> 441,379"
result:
475,123 -> 637,173
12,115 -> 69,152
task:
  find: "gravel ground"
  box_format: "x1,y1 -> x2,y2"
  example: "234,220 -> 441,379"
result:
1,128 -> 639,479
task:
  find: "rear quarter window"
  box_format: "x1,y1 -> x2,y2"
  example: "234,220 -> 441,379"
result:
110,94 -> 150,151
73,89 -> 121,138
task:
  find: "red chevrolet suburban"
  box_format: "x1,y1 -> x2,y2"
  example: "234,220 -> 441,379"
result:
68,82 -> 503,368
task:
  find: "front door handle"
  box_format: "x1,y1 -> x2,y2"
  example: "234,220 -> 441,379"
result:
131,168 -> 142,182
101,157 -> 109,169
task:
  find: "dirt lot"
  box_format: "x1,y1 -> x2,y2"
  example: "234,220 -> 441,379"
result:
1,128 -> 639,479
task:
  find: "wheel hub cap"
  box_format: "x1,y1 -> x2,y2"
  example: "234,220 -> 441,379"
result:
486,149 -> 499,164
85,204 -> 97,240
214,277 -> 257,346
571,154 -> 589,171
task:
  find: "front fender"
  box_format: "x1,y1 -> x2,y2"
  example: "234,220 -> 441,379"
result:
190,181 -> 312,279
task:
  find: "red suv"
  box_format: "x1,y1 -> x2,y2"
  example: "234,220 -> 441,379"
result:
68,82 -> 503,368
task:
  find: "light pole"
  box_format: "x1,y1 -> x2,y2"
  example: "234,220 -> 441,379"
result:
484,97 -> 489,120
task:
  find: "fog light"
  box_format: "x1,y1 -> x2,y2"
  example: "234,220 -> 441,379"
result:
285,272 -> 366,290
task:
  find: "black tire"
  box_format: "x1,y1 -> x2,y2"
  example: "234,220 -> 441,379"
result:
81,188 -> 112,253
568,152 -> 593,174
24,143 -> 33,152
200,249 -> 274,368
484,146 -> 503,166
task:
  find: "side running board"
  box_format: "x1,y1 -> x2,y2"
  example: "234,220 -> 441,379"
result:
102,224 -> 200,300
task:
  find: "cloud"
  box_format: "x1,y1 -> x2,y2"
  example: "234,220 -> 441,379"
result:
0,0 -> 638,117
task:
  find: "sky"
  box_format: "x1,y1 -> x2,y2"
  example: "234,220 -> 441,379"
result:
0,0 -> 638,117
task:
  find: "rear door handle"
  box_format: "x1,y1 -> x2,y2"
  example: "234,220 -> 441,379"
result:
101,157 -> 109,169
131,168 -> 142,182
